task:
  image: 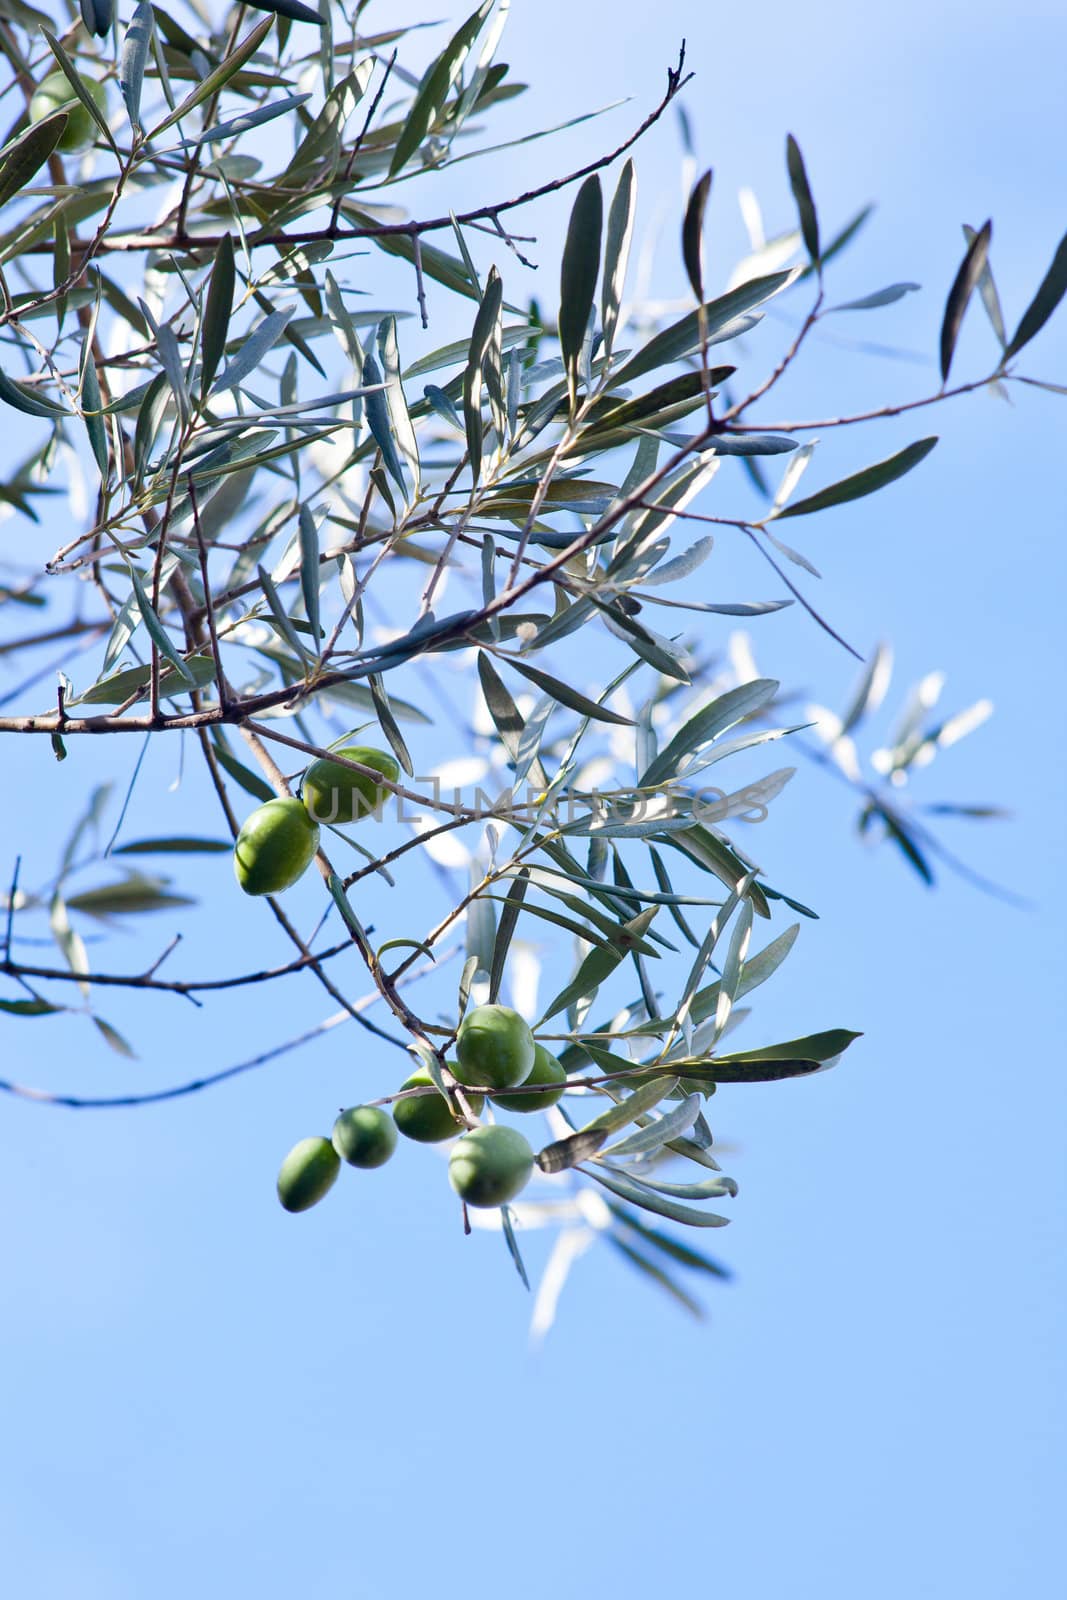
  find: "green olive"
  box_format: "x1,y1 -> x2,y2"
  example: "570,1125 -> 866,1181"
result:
448,1125 -> 535,1209
392,1067 -> 484,1144
301,745 -> 400,826
233,798 -> 319,896
492,1043 -> 568,1112
454,1004 -> 535,1092
331,1105 -> 398,1169
29,72 -> 107,154
276,1136 -> 340,1213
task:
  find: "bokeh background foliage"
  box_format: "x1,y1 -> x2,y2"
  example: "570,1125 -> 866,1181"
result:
1,2 -> 1065,1595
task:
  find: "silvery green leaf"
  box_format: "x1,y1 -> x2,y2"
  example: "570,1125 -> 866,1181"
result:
213,308 -> 295,396
389,0 -> 494,175
578,1076 -> 680,1136
639,536 -> 714,588
640,678 -> 778,788
119,1 -> 154,132
785,134 -> 820,266
962,223 -> 1006,348
464,267 -> 504,484
826,282 -> 920,313
611,269 -> 795,387
378,316 -> 419,501
126,567 -> 196,685
601,1092 -> 702,1159
559,175 -> 603,394
194,94 -> 311,147
150,16 -> 275,137
601,158 -> 636,356
584,1164 -> 731,1228
775,437 -> 938,519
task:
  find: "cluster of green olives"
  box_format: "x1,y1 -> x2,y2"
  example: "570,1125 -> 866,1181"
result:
233,744 -> 399,896
276,1006 -> 569,1216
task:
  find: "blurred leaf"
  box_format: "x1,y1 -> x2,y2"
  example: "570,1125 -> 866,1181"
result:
114,837 -> 230,854
0,996 -> 63,1017
682,167 -> 712,302
500,1205 -> 530,1290
93,1016 -> 137,1057
962,223 -> 1006,348
66,878 -> 196,916
826,283 -> 920,313
940,220 -> 990,382
1003,225 -> 1067,360
775,437 -> 938,518
607,1235 -> 705,1317
585,1163 -> 731,1227
211,736 -> 274,802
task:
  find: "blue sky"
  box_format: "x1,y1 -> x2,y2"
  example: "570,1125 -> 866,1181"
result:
2,2 -> 1065,1596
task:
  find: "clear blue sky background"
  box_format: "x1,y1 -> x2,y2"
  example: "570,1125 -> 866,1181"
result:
2,2 -> 1065,1596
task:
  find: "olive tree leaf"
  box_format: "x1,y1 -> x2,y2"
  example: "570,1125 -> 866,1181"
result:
1003,225 -> 1067,360
242,0 -> 323,24
601,158 -> 636,357
0,363 -> 68,420
199,234 -> 235,400
0,113 -> 69,209
583,1164 -> 731,1228
464,267 -> 504,484
940,220 -> 991,382
150,15 -> 275,137
119,0 -> 154,132
774,437 -> 938,519
41,30 -> 118,153
825,283 -> 920,313
558,174 -> 603,398
388,0 -> 494,176
785,134 -> 820,267
682,167 -> 713,302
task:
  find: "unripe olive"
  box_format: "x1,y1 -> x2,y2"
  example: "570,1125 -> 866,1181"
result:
277,1136 -> 340,1213
301,745 -> 400,826
454,1003 -> 535,1092
233,797 -> 319,896
492,1043 -> 568,1113
449,1125 -> 535,1209
331,1105 -> 397,1169
29,72 -> 107,154
392,1067 -> 484,1144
